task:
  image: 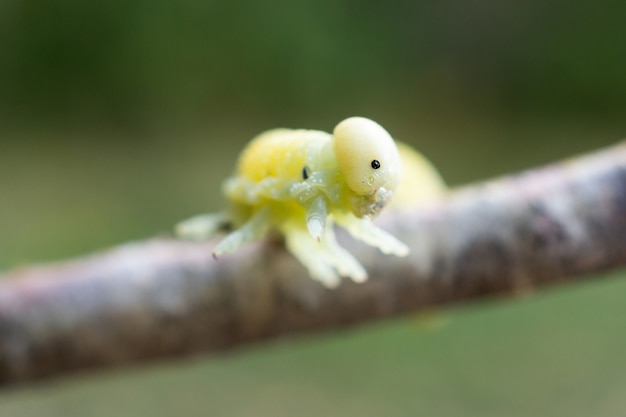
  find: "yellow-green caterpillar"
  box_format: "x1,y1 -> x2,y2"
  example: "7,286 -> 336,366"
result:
177,117 -> 444,288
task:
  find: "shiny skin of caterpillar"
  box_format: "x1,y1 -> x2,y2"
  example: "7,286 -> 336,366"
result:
177,117 -> 410,288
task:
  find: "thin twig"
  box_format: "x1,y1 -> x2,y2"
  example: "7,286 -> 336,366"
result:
1,141 -> 626,384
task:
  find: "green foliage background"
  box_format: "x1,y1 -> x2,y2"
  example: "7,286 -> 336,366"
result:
1,1 -> 625,415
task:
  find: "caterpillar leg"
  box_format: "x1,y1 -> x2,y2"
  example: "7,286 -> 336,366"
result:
334,214 -> 409,257
283,221 -> 367,288
284,227 -> 341,288
213,207 -> 271,257
320,225 -> 368,283
176,212 -> 229,240
302,195 -> 328,241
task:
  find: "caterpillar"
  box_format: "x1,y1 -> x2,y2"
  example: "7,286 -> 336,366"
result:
176,117 -> 444,288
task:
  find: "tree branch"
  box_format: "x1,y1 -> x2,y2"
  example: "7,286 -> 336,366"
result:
1,142 -> 626,384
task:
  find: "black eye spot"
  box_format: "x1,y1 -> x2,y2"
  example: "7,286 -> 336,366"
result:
371,160 -> 381,169
302,166 -> 309,180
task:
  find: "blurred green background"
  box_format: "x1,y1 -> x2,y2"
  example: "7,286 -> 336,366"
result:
1,1 -> 626,416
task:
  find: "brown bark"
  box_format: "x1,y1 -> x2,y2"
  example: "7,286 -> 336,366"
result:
1,141 -> 626,384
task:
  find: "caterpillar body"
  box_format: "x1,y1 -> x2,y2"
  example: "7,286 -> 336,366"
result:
177,117 -> 442,288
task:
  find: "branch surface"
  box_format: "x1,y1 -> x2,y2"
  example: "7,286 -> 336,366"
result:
1,142 -> 626,384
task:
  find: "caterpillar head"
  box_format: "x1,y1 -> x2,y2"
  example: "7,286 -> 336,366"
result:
333,117 -> 401,218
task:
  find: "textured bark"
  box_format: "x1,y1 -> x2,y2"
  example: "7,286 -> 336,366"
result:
1,142 -> 626,384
